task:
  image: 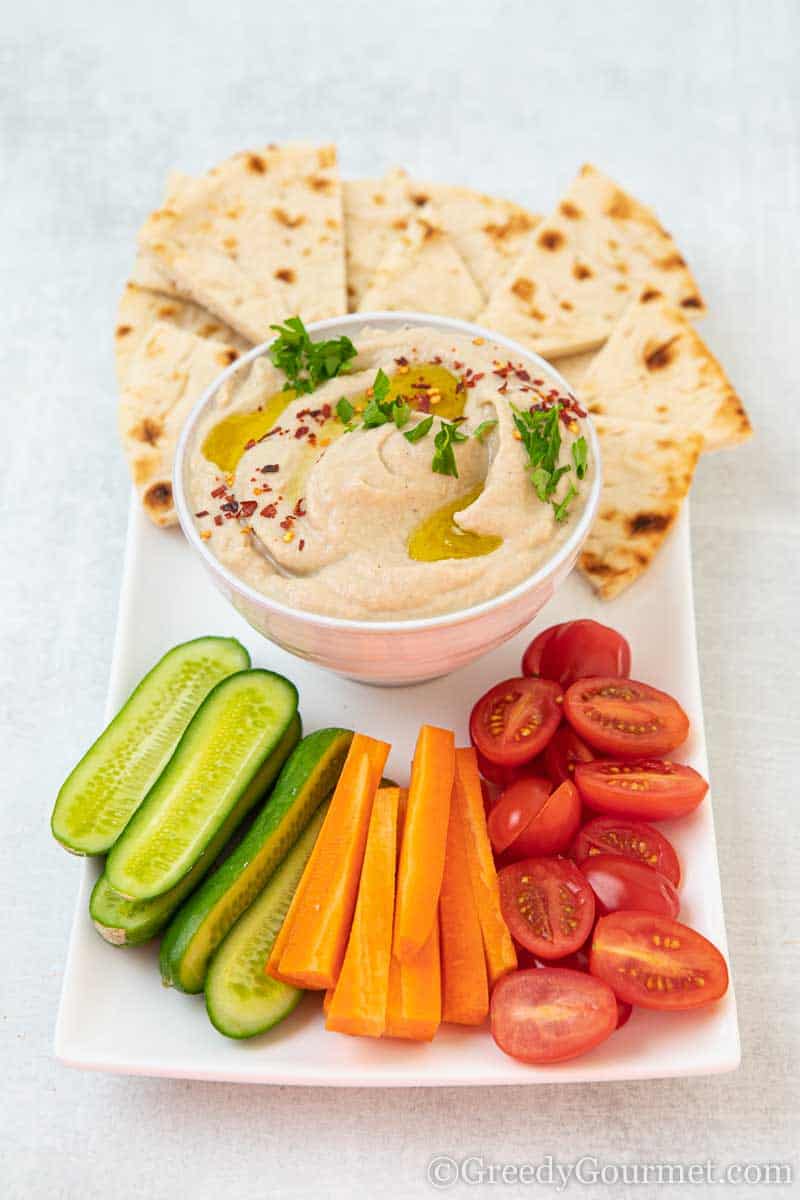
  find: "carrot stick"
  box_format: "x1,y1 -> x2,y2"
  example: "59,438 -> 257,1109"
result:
453,747 -> 517,986
325,787 -> 399,1038
393,725 -> 455,963
384,788 -> 441,1041
439,783 -> 489,1025
266,733 -> 390,989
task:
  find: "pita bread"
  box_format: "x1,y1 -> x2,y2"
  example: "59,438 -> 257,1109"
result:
114,281 -> 250,392
480,163 -> 706,358
579,416 -> 703,599
343,169 -> 424,310
404,180 -> 540,299
359,216 -> 484,320
548,349 -> 598,392
118,321 -> 241,527
129,173 -> 198,296
138,144 -> 346,343
579,296 -> 751,451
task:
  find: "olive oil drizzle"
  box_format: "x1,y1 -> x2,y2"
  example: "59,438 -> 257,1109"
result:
407,485 -> 502,562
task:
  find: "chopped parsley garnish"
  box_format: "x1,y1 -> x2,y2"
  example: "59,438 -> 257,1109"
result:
513,403 -> 587,522
432,421 -> 468,478
472,419 -> 498,442
403,415 -> 434,443
361,369 -> 413,430
336,396 -> 354,424
269,316 -> 357,395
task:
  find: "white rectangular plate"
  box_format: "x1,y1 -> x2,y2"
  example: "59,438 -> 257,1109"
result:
54,495 -> 740,1085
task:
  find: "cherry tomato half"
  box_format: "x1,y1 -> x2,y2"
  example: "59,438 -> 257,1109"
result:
575,760 -> 708,821
590,911 -> 729,1010
488,777 -> 552,854
564,677 -> 690,757
580,854 -> 680,919
528,946 -> 632,1030
521,623 -> 562,676
501,781 -> 582,861
538,620 -> 632,689
470,677 -> 563,768
491,968 -> 618,1064
573,816 -> 681,886
498,858 -> 595,960
543,725 -> 596,787
475,748 -> 546,789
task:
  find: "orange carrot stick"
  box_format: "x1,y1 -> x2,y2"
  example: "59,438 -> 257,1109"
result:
439,783 -> 489,1025
393,725 -> 455,963
384,788 -> 441,1041
453,747 -> 517,986
267,733 -> 390,988
326,787 -> 399,1038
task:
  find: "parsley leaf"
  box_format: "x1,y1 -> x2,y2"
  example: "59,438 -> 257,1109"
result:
361,396 -> 391,428
553,483 -> 578,523
360,369 -> 413,430
372,369 -> 390,404
432,421 -> 468,478
336,397 -> 354,424
403,415 -> 434,443
393,400 -> 412,428
269,316 -> 357,395
572,436 -> 588,479
472,419 -> 498,442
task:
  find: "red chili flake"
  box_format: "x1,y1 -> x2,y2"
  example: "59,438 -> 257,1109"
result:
455,380 -> 465,394
416,395 -> 431,413
214,515 -> 223,526
533,378 -> 544,386
294,425 -> 309,439
239,501 -> 257,519
453,360 -> 464,370
394,355 -> 408,366
297,407 -> 312,419
298,538 -> 305,551
293,498 -> 306,517
321,403 -> 332,418
515,368 -> 531,382
498,381 -> 509,394
259,464 -> 279,473
221,500 -> 239,514
194,510 -> 209,518
307,432 -> 317,446
211,485 -> 227,499
260,503 -> 277,518
279,516 -> 294,531
244,438 -> 256,449
472,372 -> 485,383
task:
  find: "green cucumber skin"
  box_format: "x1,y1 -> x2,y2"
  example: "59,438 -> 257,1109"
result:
105,670 -> 299,902
52,637 -> 251,856
160,727 -> 352,992
205,805 -> 328,1039
89,714 -> 302,946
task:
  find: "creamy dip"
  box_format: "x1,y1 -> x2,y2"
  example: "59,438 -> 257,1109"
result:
188,326 -> 592,620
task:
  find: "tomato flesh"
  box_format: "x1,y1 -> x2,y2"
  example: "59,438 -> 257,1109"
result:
491,968 -> 618,1063
543,725 -> 595,787
487,777 -> 552,854
470,677 -> 563,767
564,677 -> 690,757
575,760 -> 707,821
539,620 -> 632,688
528,946 -> 633,1030
580,854 -> 680,919
590,911 -> 729,1010
499,780 -> 581,861
573,816 -> 681,886
498,858 -> 595,960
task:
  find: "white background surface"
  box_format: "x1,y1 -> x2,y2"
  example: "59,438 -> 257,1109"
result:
2,2 -> 797,1197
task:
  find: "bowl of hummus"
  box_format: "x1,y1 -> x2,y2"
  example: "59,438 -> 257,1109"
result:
174,313 -> 601,684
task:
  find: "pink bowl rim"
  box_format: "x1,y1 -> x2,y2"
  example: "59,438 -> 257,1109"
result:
173,312 -> 602,633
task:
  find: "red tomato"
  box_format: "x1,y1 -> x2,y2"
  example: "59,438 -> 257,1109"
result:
590,912 -> 729,1010
564,678 -> 690,757
573,816 -> 681,886
538,945 -> 633,1030
521,623 -> 562,676
580,854 -> 680,919
498,858 -> 595,960
575,760 -> 708,821
491,968 -> 618,1063
503,781 -> 582,860
470,677 -> 563,768
539,620 -> 632,688
480,776 -> 500,817
487,777 -> 552,854
475,748 -> 546,789
543,725 -> 595,787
